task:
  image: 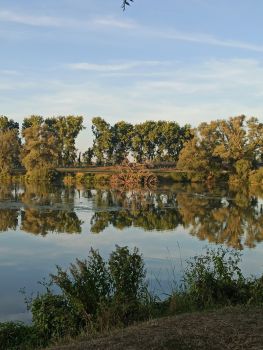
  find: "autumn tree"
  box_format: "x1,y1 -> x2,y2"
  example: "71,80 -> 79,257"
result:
92,117 -> 113,165
22,122 -> 59,180
0,115 -> 19,131
0,116 -> 21,177
0,129 -> 21,177
22,115 -> 44,130
177,116 -> 263,182
46,116 -> 84,166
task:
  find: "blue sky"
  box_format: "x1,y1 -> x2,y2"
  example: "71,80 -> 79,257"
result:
0,0 -> 263,149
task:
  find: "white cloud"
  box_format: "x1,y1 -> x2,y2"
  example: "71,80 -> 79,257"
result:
0,10 -> 67,27
151,29 -> 263,53
0,10 -> 137,30
67,61 -> 165,72
91,16 -> 137,29
1,9 -> 263,54
1,58 -> 263,147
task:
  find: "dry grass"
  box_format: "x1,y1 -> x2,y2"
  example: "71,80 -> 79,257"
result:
47,306 -> 263,350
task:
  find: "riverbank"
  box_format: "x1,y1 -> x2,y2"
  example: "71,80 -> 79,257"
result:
48,306 -> 263,350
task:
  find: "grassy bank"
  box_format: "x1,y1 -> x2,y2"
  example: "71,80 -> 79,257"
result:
0,246 -> 262,350
47,306 -> 263,350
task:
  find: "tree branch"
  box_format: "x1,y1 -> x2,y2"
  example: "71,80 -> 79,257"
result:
122,0 -> 134,11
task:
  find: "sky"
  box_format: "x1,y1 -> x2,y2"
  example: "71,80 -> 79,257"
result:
0,0 -> 263,150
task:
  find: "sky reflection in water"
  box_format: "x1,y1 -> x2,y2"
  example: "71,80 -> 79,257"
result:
0,182 -> 262,322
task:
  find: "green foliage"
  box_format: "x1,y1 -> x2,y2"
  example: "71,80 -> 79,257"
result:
31,292 -> 80,341
108,246 -> 149,324
0,116 -> 19,132
82,148 -> 94,165
0,322 -> 39,350
22,123 -> 59,181
0,121 -> 21,176
91,118 -> 192,165
177,116 -> 263,182
92,117 -> 113,165
170,247 -> 263,313
26,245 -> 152,346
50,249 -> 111,323
46,116 -> 84,166
1,246 -> 263,349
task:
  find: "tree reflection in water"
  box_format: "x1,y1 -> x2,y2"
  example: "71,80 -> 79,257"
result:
88,184 -> 263,249
0,182 -> 262,249
0,183 -> 83,235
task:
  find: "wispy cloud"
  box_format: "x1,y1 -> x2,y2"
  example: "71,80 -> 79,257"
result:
91,16 -> 137,29
2,58 -> 263,131
67,61 -> 165,72
0,10 -> 67,27
0,10 -> 136,30
154,29 -> 263,53
1,9 -> 263,53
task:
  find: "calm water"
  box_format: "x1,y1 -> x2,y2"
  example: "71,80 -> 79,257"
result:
0,182 -> 262,322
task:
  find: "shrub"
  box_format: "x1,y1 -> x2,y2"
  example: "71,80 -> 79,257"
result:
108,246 -> 150,325
28,245 -> 151,340
31,292 -> 80,341
50,249 -> 111,325
0,322 -> 39,350
169,247 -> 263,313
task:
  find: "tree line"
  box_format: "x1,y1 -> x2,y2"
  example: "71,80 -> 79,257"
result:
0,114 -> 262,182
0,114 -> 192,179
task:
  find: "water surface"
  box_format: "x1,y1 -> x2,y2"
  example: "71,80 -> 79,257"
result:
0,182 -> 262,322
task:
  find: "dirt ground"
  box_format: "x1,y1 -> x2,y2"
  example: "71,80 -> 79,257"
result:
48,307 -> 263,350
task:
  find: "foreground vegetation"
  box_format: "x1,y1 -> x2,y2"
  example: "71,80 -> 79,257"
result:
0,246 -> 262,350
47,307 -> 263,350
1,114 -> 262,185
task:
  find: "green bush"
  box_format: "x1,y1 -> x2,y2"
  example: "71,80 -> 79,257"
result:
0,322 -> 39,350
50,248 -> 111,324
1,246 -> 263,349
31,292 -> 80,341
169,247 -> 263,313
108,246 -> 150,325
28,245 -> 152,340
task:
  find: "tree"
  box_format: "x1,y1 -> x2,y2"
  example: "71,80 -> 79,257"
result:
130,120 -> 191,163
112,121 -> 133,163
177,115 -> 263,182
0,115 -> 19,132
46,116 -> 84,166
92,117 -> 113,165
22,123 -> 59,180
82,147 -> 94,165
22,115 -> 44,130
0,129 -> 21,177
